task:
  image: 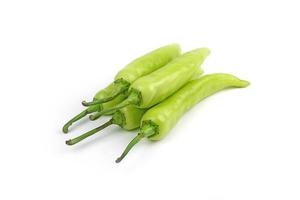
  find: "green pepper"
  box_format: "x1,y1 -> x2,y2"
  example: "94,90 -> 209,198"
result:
62,44 -> 181,133
90,48 -> 210,119
115,73 -> 250,163
82,44 -> 181,106
65,106 -> 147,145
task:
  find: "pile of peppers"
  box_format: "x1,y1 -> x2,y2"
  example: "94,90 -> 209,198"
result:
63,44 -> 249,163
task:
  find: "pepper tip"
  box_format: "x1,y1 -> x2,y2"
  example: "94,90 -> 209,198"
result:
62,126 -> 69,134
65,140 -> 72,145
81,100 -> 89,106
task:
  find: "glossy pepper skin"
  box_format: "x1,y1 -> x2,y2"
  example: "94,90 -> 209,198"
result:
115,73 -> 249,163
131,48 -> 210,108
66,106 -> 146,145
95,48 -> 210,117
115,44 -> 181,84
63,44 -> 180,133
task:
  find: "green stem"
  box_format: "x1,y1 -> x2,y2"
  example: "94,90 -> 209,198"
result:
82,88 -> 126,107
90,90 -> 141,120
66,119 -> 114,145
89,113 -> 101,121
115,124 -> 156,163
62,106 -> 99,133
115,133 -> 144,163
81,80 -> 130,107
89,100 -> 131,120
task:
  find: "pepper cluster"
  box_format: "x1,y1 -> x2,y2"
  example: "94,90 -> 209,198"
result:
63,44 -> 249,163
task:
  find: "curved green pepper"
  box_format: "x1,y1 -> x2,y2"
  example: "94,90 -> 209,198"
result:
82,44 -> 181,106
116,73 -> 250,163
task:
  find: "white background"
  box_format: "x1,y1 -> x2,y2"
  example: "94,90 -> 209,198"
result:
0,0 -> 299,199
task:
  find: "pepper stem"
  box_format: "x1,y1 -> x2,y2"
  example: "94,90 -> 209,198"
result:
89,99 -> 131,120
90,90 -> 141,120
62,105 -> 99,133
115,133 -> 144,163
82,88 -> 126,106
89,113 -> 101,121
66,119 -> 114,145
81,80 -> 130,107
115,123 -> 156,163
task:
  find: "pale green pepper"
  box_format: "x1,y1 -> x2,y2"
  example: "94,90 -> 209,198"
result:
116,73 -> 250,163
82,44 -> 181,106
